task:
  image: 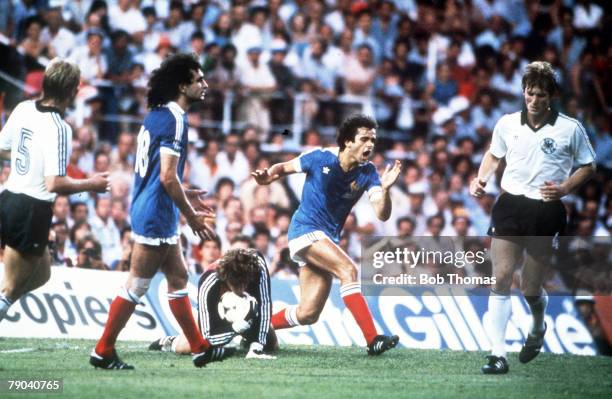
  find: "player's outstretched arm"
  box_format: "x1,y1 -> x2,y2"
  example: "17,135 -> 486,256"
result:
45,172 -> 111,194
370,160 -> 402,221
160,154 -> 215,240
469,150 -> 501,198
251,160 -> 297,185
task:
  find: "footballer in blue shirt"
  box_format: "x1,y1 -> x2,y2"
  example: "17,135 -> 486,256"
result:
91,54 -> 217,370
252,114 -> 402,355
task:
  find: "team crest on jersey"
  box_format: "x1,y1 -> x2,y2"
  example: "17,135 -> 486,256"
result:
540,137 -> 557,154
342,181 -> 361,199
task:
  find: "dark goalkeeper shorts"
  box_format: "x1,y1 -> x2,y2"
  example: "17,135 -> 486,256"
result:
488,192 -> 566,256
0,190 -> 53,256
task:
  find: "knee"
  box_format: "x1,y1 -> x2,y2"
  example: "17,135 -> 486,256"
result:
1,285 -> 16,300
493,268 -> 514,293
520,282 -> 542,297
296,306 -> 322,325
126,277 -> 152,298
336,263 -> 358,285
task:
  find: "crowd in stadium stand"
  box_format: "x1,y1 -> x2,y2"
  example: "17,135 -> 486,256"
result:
0,1 -> 610,296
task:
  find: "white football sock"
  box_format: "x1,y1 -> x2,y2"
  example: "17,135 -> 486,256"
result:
285,305 -> 301,327
0,294 -> 13,322
526,290 -> 548,334
488,291 -> 512,358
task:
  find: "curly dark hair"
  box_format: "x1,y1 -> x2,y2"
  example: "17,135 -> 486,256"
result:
336,114 -> 378,151
147,53 -> 201,109
216,248 -> 260,287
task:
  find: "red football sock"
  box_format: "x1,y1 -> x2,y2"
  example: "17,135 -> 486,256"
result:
168,295 -> 210,353
272,309 -> 291,329
95,296 -> 136,357
341,283 -> 378,345
271,305 -> 299,330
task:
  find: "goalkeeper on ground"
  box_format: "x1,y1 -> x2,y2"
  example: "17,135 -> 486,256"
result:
149,248 -> 277,359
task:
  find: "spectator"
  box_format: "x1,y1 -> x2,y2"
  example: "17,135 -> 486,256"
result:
397,216 -> 416,238
108,0 -> 146,37
141,6 -> 162,54
237,46 -> 277,139
75,234 -> 108,270
253,227 -> 273,266
198,236 -> 222,273
111,227 -> 133,272
190,139 -> 221,193
110,198 -> 130,232
52,195 -> 72,227
288,11 -> 311,58
471,89 -> 502,140
208,11 -> 232,47
429,62 -> 458,106
90,196 -> 121,266
69,28 -> 108,84
299,37 -> 336,95
18,16 -> 46,64
41,5 -> 76,59
344,43 -> 376,97
217,133 -> 250,186
49,221 -> 71,267
71,202 -> 89,225
353,8 -> 381,62
108,131 -> 135,173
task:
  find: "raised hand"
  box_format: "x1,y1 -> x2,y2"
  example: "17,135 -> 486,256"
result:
380,160 -> 402,190
251,168 -> 275,185
186,211 -> 216,241
185,188 -> 215,214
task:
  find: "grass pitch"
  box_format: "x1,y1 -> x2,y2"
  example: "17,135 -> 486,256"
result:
0,338 -> 611,399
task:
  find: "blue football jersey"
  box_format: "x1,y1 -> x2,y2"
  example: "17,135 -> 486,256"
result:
288,148 -> 382,243
131,101 -> 188,241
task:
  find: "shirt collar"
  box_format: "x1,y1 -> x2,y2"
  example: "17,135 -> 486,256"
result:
35,100 -> 64,118
520,106 -> 559,131
166,101 -> 185,115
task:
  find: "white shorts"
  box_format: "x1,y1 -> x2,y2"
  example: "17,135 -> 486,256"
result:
288,230 -> 329,266
132,232 -> 180,246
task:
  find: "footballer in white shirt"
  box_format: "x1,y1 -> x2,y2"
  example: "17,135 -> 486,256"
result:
0,59 -> 110,324
470,61 -> 596,374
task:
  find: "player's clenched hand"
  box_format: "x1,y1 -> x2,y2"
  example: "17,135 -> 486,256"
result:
251,168 -> 275,185
91,172 -> 111,193
380,160 -> 402,190
469,178 -> 487,198
186,211 -> 216,240
185,188 -> 215,213
539,181 -> 567,201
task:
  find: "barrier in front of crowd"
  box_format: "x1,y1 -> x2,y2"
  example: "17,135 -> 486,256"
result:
0,266 -> 597,355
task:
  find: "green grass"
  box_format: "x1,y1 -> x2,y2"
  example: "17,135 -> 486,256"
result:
0,338 -> 611,399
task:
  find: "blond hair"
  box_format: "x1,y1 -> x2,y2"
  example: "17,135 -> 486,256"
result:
522,61 -> 558,95
42,58 -> 81,101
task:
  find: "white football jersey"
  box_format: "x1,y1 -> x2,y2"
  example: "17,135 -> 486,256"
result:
0,100 -> 71,202
490,110 -> 595,200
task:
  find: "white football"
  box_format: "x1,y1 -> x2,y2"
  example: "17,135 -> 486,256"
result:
217,291 -> 257,332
